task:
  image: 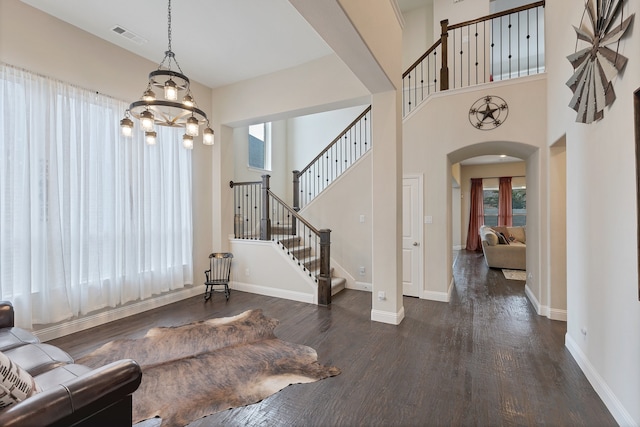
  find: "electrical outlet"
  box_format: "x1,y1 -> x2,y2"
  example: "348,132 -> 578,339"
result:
245,268 -> 250,276
359,266 -> 365,276
378,291 -> 386,300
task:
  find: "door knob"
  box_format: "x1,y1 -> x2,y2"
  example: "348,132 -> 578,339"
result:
413,242 -> 420,246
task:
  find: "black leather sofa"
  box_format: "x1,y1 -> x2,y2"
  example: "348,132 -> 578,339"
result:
0,301 -> 142,427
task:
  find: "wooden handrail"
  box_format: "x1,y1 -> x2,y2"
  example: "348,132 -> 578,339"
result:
268,189 -> 320,236
448,0 -> 545,31
403,0 -> 545,78
402,39 -> 442,79
402,0 -> 546,110
229,180 -> 260,188
296,105 -> 371,178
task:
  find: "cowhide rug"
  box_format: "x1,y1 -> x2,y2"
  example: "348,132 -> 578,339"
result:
77,309 -> 340,427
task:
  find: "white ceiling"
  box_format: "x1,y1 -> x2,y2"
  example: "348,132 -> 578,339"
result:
20,0 -> 334,89
21,0 -> 440,90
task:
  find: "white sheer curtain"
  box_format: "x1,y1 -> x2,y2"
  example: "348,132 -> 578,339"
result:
0,63 -> 193,329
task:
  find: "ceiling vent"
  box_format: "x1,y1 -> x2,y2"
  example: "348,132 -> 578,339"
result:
111,25 -> 147,45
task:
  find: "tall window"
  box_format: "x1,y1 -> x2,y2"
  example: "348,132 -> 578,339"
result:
0,63 -> 193,328
483,184 -> 526,226
512,187 -> 527,226
248,122 -> 271,170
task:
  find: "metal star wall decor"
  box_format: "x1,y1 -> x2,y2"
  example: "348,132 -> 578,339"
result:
566,0 -> 634,124
468,96 -> 509,130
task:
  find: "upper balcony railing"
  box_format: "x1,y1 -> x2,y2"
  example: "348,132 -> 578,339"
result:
403,0 -> 545,116
293,106 -> 371,210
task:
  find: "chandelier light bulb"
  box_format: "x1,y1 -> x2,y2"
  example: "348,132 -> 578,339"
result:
145,131 -> 157,145
142,88 -> 156,102
182,134 -> 194,150
186,116 -> 199,137
140,110 -> 155,131
164,78 -> 178,101
203,126 -> 214,145
182,94 -> 194,107
120,116 -> 134,137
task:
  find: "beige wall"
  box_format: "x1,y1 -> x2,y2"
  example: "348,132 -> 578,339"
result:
301,154 -> 373,286
0,1 -> 213,294
546,0 -> 640,424
433,0 -> 489,40
402,4 -> 435,70
404,76 -> 547,303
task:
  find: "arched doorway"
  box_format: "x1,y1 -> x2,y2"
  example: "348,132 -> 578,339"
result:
447,141 -> 566,320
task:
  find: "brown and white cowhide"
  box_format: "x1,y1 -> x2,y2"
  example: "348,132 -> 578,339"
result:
77,309 -> 340,427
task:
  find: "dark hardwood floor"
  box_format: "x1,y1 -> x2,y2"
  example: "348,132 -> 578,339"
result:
49,250 -> 616,426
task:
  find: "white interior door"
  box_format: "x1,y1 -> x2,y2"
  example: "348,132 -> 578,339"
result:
402,176 -> 423,297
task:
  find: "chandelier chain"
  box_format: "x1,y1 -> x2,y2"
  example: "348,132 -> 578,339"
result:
121,0 -> 214,148
167,0 -> 172,53
159,0 -> 184,74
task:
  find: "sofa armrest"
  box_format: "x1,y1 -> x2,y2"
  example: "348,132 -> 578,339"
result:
0,301 -> 15,328
0,359 -> 142,427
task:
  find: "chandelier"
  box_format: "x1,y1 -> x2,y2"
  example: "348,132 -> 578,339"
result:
120,0 -> 214,149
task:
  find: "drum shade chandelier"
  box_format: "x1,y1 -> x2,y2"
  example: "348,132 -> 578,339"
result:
120,0 -> 213,149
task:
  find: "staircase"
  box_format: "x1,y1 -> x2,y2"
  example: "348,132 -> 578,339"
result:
278,234 -> 346,296
230,106 -> 373,305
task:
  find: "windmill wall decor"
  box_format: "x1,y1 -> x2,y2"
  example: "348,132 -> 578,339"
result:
566,0 -> 634,124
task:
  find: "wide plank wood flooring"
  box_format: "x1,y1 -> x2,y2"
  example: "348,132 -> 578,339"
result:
49,250 -> 616,426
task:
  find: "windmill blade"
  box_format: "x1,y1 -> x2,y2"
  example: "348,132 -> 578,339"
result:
575,23 -> 595,43
598,46 -> 628,71
593,60 -> 607,113
586,0 -> 598,34
584,64 -> 598,123
600,14 -> 634,45
569,61 -> 591,114
567,48 -> 590,70
602,0 -> 625,34
567,56 -> 589,90
595,50 -> 619,83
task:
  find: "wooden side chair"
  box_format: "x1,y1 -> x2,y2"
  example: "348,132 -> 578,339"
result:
204,252 -> 233,301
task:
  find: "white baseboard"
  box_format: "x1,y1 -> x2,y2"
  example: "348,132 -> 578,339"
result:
524,283 -> 542,314
422,279 -> 453,302
453,245 -> 464,250
349,281 -> 372,292
548,308 -> 567,322
524,284 -> 567,322
422,290 -> 450,302
231,281 -> 315,305
371,306 -> 405,325
34,286 -> 204,342
565,333 -> 635,426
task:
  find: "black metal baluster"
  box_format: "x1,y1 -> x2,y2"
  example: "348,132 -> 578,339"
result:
474,23 -> 478,85
508,14 -> 512,79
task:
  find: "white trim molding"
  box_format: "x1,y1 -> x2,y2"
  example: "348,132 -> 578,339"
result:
349,281 -> 372,292
231,281 -> 315,305
565,334 -> 635,426
524,284 -> 567,321
371,306 -> 405,325
422,278 -> 454,302
34,286 -> 204,342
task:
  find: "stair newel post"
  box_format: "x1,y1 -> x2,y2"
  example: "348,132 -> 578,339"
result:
318,229 -> 332,306
440,19 -> 449,91
260,174 -> 271,241
292,170 -> 300,235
